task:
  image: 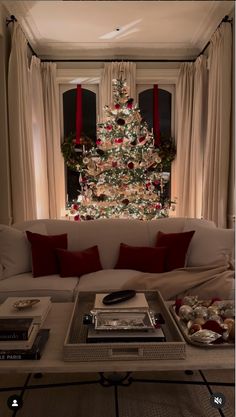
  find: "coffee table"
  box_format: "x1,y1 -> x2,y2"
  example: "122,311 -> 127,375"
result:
0,302 -> 234,417
0,302 -> 234,373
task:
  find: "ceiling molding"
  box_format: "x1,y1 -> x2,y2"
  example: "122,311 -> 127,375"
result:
190,0 -> 234,49
2,0 -> 234,60
56,68 -> 179,85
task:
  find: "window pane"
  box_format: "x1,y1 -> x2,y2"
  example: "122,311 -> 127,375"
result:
139,88 -> 171,137
63,88 -> 96,202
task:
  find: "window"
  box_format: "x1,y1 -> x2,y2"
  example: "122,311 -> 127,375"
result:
137,85 -> 175,202
61,85 -> 98,202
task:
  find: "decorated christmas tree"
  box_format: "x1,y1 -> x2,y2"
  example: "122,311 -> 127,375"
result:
63,78 -> 176,221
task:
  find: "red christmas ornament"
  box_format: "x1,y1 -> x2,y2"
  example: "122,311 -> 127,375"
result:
106,125 -> 113,131
115,103 -> 120,110
146,182 -> 151,188
175,299 -> 182,314
74,215 -> 80,221
112,161 -> 118,167
127,161 -> 134,169
139,136 -> 146,143
127,102 -> 133,109
122,198 -> 130,205
153,180 -> 160,186
96,139 -> 101,145
115,138 -> 123,143
72,204 -> 79,211
156,203 -> 162,210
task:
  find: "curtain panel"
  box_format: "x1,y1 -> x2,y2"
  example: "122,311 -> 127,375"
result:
41,63 -> 65,219
30,57 -> 50,219
99,62 -> 136,121
202,23 -> 232,228
174,56 -> 207,218
8,23 -> 37,223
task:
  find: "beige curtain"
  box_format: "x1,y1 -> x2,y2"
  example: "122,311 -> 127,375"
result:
202,23 -> 232,228
41,63 -> 65,219
175,56 -> 207,218
99,62 -> 136,121
8,23 -> 37,223
30,57 -> 50,219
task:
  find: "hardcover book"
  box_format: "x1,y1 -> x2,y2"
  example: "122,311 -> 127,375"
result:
0,297 -> 52,325
0,318 -> 34,340
94,293 -> 149,310
0,329 -> 50,360
0,324 -> 39,350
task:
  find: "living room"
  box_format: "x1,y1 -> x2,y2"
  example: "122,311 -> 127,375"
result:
0,1 -> 235,416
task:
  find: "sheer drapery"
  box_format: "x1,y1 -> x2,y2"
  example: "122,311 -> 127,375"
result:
174,56 -> 207,218
41,63 -> 65,219
30,57 -> 49,219
8,23 -> 37,223
202,23 -> 232,228
99,62 -> 136,121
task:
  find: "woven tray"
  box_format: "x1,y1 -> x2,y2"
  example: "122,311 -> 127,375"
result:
169,304 -> 234,349
63,291 -> 186,362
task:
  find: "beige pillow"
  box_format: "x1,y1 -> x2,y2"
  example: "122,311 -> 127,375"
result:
184,226 -> 235,267
0,223 -> 47,279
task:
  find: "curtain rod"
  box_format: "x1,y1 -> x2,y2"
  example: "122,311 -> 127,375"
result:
197,15 -> 232,58
6,14 -> 232,63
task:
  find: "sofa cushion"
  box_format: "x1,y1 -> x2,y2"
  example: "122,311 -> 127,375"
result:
77,269 -> 145,292
56,246 -> 102,277
115,243 -> 167,273
26,232 -> 68,277
156,230 -> 195,271
0,223 -> 47,280
0,273 -> 78,303
183,226 -> 235,266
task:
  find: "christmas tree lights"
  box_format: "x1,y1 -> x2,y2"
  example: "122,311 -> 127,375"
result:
64,78 -> 176,221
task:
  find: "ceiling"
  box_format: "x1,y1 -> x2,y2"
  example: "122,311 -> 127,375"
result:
2,0 -> 234,60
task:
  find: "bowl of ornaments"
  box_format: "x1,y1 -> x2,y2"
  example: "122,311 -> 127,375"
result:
170,296 -> 235,347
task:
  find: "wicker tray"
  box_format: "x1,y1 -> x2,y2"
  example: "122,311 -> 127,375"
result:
63,291 -> 186,362
169,304 -> 234,349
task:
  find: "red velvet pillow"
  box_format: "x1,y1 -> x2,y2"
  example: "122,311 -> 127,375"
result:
155,231 -> 195,271
26,231 -> 68,277
56,246 -> 102,277
115,243 -> 167,273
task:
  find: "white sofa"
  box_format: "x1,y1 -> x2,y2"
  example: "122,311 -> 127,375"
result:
0,218 -> 234,302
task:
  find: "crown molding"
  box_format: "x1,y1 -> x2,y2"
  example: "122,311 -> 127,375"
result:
191,0 -> 235,49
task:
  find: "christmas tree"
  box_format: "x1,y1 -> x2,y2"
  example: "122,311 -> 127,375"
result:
65,78 -> 175,221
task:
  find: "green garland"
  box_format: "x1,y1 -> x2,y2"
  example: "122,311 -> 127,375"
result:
61,133 -> 176,172
61,133 -> 93,171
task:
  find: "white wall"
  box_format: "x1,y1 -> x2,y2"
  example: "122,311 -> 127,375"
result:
0,4 -> 12,224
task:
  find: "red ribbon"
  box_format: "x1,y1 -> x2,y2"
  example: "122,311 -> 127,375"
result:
76,84 -> 82,145
153,84 -> 160,147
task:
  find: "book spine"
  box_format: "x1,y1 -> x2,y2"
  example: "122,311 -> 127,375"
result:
0,329 -> 50,361
0,351 -> 41,360
0,332 -> 28,341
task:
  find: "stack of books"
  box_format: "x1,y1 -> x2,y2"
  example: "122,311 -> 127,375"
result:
0,297 -> 51,360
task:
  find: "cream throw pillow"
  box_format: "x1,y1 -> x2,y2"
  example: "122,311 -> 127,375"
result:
184,225 -> 235,267
0,223 -> 47,279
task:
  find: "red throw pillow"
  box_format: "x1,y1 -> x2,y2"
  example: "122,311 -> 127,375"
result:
155,231 -> 195,271
56,246 -> 102,277
26,231 -> 68,277
115,243 -> 167,273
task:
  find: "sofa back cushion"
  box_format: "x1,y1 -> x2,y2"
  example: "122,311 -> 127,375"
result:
0,223 -> 47,279
17,219 -> 149,269
183,225 -> 235,266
